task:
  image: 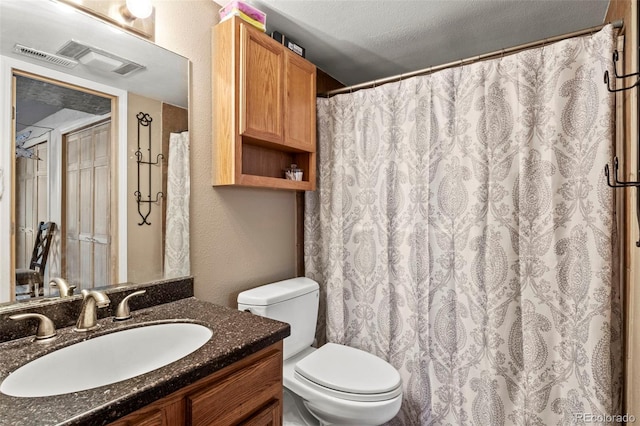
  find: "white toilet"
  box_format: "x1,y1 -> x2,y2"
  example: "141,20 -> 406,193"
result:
238,277 -> 403,426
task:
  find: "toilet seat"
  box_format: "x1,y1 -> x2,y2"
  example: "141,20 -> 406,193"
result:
293,343 -> 402,403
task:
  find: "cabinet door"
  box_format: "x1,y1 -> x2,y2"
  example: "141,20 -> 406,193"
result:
240,23 -> 284,144
284,52 -> 316,152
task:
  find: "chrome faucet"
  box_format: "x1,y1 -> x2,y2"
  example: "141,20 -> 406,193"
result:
49,277 -> 76,297
75,289 -> 110,332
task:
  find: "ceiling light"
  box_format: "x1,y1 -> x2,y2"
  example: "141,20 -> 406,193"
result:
78,51 -> 123,71
121,0 -> 152,20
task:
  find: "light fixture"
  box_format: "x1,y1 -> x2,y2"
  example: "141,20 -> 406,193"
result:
78,51 -> 124,71
120,0 -> 152,20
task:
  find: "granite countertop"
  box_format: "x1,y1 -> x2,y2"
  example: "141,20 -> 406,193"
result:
0,297 -> 290,426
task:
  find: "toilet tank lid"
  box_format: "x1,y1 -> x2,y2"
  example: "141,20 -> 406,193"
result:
237,277 -> 319,306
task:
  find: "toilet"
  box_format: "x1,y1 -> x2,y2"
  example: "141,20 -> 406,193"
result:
238,277 -> 402,426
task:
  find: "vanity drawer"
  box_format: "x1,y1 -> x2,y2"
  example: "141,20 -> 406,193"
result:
187,347 -> 282,425
239,400 -> 280,426
109,341 -> 283,426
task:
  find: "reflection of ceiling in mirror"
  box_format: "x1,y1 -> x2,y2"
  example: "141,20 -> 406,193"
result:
16,76 -> 112,132
0,0 -> 188,108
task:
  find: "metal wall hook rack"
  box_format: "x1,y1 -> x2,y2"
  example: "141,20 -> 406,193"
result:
604,50 -> 640,92
134,112 -> 165,226
604,49 -> 640,246
605,158 -> 640,187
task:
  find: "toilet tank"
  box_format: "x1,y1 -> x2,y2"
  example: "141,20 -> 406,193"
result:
238,277 -> 319,360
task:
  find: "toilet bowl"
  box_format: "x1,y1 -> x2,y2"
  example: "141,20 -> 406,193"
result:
284,345 -> 402,425
238,278 -> 402,426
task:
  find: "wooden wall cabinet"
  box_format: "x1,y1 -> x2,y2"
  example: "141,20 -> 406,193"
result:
213,17 -> 316,190
109,342 -> 283,426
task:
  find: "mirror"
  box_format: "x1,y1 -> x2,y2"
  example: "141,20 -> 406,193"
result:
0,0 -> 189,307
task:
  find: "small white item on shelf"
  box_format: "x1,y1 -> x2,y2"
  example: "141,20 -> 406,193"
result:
285,164 -> 303,181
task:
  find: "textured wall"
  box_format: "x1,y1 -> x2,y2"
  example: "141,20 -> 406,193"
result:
153,1 -> 297,307
127,93 -> 163,284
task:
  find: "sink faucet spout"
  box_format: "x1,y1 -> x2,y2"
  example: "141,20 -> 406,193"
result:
49,277 -> 76,297
75,289 -> 110,332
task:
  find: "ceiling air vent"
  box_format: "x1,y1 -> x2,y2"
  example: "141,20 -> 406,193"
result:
56,40 -> 91,58
13,44 -> 78,68
113,62 -> 144,75
57,40 -> 145,76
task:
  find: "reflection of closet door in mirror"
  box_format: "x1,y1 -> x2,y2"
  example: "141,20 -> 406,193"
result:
15,144 -> 48,272
63,121 -> 111,290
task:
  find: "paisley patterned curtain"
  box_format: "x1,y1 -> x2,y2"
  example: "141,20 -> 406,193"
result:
305,25 -> 622,425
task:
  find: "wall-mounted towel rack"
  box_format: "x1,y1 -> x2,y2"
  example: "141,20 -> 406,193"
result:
604,49 -> 640,246
134,111 -> 164,226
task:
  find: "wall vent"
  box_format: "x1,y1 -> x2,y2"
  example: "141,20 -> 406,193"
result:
57,40 -> 145,76
13,44 -> 78,68
113,63 -> 142,75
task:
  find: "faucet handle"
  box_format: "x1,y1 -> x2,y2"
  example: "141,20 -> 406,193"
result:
10,313 -> 57,341
114,290 -> 146,321
49,277 -> 76,297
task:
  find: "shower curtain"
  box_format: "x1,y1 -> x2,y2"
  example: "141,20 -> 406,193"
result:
305,25 -> 622,425
164,131 -> 190,278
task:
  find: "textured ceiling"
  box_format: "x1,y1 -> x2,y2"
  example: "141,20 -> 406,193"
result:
15,76 -> 112,132
248,0 -> 611,86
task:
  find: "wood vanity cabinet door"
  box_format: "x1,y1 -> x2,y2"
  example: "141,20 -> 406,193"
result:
240,22 -> 284,144
284,52 -> 316,152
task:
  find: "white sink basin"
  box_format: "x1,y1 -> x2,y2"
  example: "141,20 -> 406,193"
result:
1,322 -> 212,397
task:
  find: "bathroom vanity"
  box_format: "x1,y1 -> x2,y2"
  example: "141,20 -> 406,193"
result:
0,280 -> 290,426
110,341 -> 283,426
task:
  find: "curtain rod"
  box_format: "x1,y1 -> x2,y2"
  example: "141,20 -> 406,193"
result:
321,19 -> 624,98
